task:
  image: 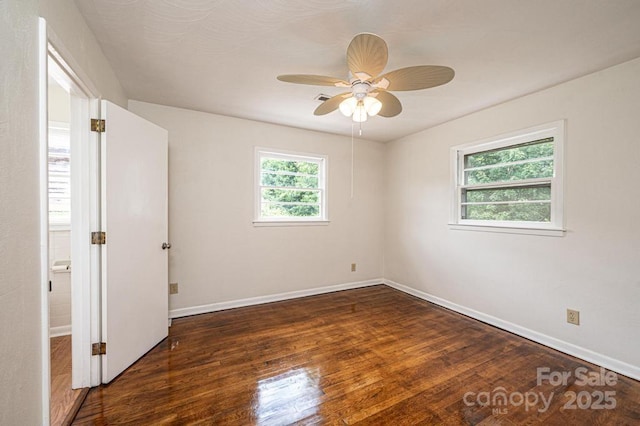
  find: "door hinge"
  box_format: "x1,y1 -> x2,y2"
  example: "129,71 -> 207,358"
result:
91,118 -> 106,133
92,342 -> 107,356
91,231 -> 106,245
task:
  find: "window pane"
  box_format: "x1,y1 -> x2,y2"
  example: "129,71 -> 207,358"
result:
463,202 -> 551,222
49,175 -> 70,198
49,124 -> 70,224
261,203 -> 320,218
261,188 -> 319,203
463,185 -> 550,203
49,154 -> 70,174
465,159 -> 553,185
261,158 -> 319,175
49,197 -> 71,222
465,138 -> 553,169
261,172 -> 318,188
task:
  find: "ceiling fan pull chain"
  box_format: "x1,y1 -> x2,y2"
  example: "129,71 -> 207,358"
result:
351,124 -> 355,199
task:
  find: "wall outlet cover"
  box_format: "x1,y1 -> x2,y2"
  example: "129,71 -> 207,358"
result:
567,309 -> 580,325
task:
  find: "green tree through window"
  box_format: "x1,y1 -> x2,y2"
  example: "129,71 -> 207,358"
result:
257,151 -> 326,220
462,138 -> 554,222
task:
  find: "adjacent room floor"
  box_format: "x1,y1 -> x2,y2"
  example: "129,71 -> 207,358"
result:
50,335 -> 88,426
72,285 -> 640,424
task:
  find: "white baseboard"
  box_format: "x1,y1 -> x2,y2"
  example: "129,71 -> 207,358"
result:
384,279 -> 640,381
49,325 -> 71,338
169,278 -> 384,319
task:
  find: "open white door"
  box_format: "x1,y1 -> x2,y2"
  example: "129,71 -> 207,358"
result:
99,100 -> 169,383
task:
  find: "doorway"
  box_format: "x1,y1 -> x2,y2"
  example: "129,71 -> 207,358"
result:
47,70 -> 86,425
45,45 -> 99,424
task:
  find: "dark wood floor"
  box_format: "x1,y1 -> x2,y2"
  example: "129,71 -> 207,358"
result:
50,335 -> 89,426
73,285 -> 640,425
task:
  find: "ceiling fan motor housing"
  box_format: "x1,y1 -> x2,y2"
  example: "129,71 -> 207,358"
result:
352,81 -> 372,99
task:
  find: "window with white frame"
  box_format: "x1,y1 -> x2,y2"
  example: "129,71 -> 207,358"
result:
49,122 -> 71,226
451,120 -> 564,234
255,148 -> 328,223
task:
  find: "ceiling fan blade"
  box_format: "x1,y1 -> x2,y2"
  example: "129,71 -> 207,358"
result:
314,92 -> 352,116
346,33 -> 388,79
372,90 -> 402,117
277,74 -> 350,87
373,66 -> 454,91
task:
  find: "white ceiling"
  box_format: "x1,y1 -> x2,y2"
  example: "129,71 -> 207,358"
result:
75,0 -> 640,142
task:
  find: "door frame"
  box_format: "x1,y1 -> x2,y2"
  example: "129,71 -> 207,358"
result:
40,17 -> 103,425
49,38 -> 101,388
38,18 -> 50,426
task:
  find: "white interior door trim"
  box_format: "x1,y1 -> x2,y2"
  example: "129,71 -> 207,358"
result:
38,17 -> 51,426
46,28 -> 100,102
69,93 -> 98,388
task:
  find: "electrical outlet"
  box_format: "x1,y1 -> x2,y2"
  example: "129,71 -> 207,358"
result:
169,282 -> 179,295
351,263 -> 356,272
567,309 -> 580,325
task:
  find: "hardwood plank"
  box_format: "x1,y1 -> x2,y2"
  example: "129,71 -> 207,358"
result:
73,285 -> 640,424
50,335 -> 89,426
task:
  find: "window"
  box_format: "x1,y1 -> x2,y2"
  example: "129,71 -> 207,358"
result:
255,148 -> 328,224
451,120 -> 564,235
49,122 -> 71,227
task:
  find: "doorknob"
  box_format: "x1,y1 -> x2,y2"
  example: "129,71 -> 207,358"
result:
162,242 -> 171,250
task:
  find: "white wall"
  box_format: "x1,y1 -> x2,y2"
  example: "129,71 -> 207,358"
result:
49,230 -> 71,334
48,79 -> 70,122
385,57 -> 640,375
129,101 -> 385,313
0,0 -> 43,424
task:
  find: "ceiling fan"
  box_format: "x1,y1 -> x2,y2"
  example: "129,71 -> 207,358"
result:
277,33 -> 455,123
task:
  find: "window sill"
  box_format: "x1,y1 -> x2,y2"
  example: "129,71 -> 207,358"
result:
253,220 -> 330,227
449,223 -> 565,237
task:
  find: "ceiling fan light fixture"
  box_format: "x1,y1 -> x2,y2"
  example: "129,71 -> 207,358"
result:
339,97 -> 358,117
353,101 -> 368,122
340,95 -> 382,121
363,96 -> 382,116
